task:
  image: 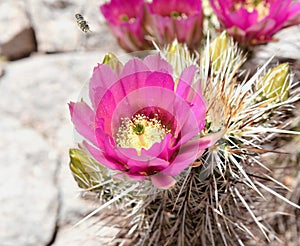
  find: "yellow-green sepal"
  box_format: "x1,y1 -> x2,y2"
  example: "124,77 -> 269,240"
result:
258,63 -> 290,102
102,52 -> 123,73
69,148 -> 103,190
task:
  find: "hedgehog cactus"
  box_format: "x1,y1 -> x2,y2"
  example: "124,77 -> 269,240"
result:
69,33 -> 300,245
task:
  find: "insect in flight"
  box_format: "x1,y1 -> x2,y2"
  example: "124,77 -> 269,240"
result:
75,13 -> 90,33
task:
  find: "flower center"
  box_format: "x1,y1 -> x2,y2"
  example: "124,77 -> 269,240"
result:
115,114 -> 170,154
234,0 -> 270,21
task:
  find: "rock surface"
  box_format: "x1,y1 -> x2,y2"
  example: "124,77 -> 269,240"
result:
26,0 -> 118,53
0,51 -> 121,246
0,114 -> 58,246
245,26 -> 300,73
0,1 -> 36,60
0,0 -> 119,58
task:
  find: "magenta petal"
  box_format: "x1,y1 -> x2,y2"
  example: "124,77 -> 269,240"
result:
97,71 -> 175,134
269,4 -> 289,28
69,102 -> 97,146
94,127 -> 116,154
100,0 -> 145,26
177,65 -> 197,88
100,0 -> 149,51
114,146 -> 144,165
164,131 -> 224,176
150,173 -> 176,189
162,140 -> 203,176
94,128 -> 108,150
146,0 -> 203,47
174,14 -> 202,46
148,0 -> 173,15
285,2 -> 300,27
148,14 -> 175,43
94,128 -> 143,167
229,8 -> 258,30
89,64 -> 118,109
109,21 -> 147,51
100,0 -> 144,24
96,72 -> 150,133
176,65 -> 207,124
83,141 -> 126,171
127,157 -> 170,174
149,0 -> 201,16
143,54 -> 173,74
120,58 -> 150,78
172,95 -> 204,137
144,71 -> 174,89
198,130 -> 225,149
246,19 -> 276,41
140,133 -> 175,160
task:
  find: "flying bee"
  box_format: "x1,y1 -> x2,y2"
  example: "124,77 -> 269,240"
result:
75,13 -> 90,33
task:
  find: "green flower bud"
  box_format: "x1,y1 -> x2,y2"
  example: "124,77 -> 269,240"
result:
210,31 -> 229,70
165,40 -> 192,87
69,148 -> 103,190
259,63 -> 290,102
102,52 -> 123,73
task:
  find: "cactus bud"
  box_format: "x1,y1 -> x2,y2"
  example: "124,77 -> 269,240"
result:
69,148 -> 102,190
165,40 -> 191,89
102,52 -> 123,73
258,63 -> 290,102
210,31 -> 229,70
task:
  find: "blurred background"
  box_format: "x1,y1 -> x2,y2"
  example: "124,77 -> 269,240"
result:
0,0 -> 299,245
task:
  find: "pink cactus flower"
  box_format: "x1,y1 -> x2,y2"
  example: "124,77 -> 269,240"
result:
100,0 -> 151,51
146,0 -> 203,49
210,0 -> 300,46
69,54 -> 220,189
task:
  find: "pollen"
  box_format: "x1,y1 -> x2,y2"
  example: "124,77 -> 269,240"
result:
234,0 -> 270,21
115,114 -> 170,154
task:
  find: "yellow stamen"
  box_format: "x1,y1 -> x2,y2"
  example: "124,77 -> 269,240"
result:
115,114 -> 170,155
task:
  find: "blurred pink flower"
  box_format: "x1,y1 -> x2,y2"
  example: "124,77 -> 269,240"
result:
69,54 -> 219,189
146,0 -> 203,49
100,0 -> 151,51
210,0 -> 300,46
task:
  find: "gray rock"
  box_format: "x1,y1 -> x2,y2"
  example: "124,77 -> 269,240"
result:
245,26 -> 300,72
0,113 -> 58,246
0,1 -> 37,60
1,27 -> 37,61
0,52 -> 115,145
0,51 -> 122,245
27,0 -> 119,53
53,218 -> 120,246
258,26 -> 300,61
